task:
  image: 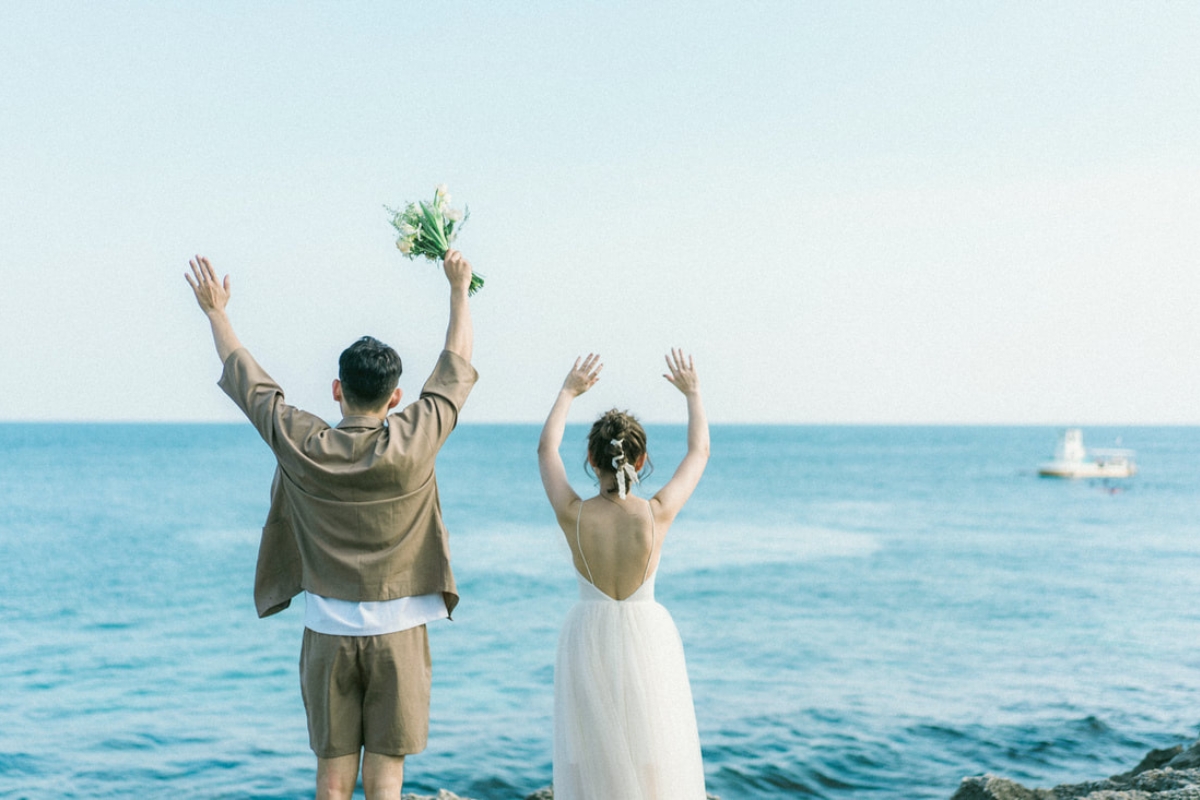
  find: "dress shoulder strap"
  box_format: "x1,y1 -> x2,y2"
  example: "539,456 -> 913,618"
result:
575,501 -> 594,584
641,501 -> 657,582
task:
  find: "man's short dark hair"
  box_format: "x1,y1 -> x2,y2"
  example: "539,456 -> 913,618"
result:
339,336 -> 402,409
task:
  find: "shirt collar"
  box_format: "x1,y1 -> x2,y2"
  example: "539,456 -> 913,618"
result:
336,415 -> 386,430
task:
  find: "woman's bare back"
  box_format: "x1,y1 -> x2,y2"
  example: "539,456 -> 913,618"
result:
568,496 -> 661,601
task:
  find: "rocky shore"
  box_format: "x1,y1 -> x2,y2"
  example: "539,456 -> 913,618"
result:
400,742 -> 1200,800
401,788 -> 721,800
952,739 -> 1200,800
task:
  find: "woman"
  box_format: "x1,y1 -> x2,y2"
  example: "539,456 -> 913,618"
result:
537,349 -> 710,800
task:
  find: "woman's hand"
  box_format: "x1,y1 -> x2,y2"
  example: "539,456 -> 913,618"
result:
653,348 -> 709,524
563,353 -> 603,397
663,348 -> 700,396
541,354 -> 598,520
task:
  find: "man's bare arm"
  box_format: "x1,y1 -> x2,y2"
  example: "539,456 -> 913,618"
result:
185,255 -> 243,363
442,249 -> 474,363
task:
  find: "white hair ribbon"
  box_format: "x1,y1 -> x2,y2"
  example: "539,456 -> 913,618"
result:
615,463 -> 640,499
609,438 -> 640,499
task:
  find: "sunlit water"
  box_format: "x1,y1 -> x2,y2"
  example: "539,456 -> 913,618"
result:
2,424 -> 1199,798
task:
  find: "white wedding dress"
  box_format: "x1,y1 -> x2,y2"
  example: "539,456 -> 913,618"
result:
553,505 -> 707,800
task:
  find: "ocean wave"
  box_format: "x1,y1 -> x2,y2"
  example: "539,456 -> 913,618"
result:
663,524 -> 881,573
450,522 -> 881,581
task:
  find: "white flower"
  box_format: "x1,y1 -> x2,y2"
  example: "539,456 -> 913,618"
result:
397,238 -> 413,255
435,185 -> 451,212
398,222 -> 418,238
445,207 -> 464,223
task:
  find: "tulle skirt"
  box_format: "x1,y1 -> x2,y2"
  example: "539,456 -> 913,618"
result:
553,585 -> 706,800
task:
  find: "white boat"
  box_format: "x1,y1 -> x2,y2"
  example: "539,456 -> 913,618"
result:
1037,428 -> 1136,478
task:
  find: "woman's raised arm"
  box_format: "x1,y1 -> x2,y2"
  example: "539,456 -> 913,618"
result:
538,354 -> 604,525
651,349 -> 710,524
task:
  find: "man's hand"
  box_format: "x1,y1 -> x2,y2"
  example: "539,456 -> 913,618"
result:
185,254 -> 243,363
185,256 -> 231,317
442,249 -> 474,362
443,250 -> 473,294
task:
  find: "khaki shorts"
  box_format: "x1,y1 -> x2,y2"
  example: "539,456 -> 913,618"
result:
299,625 -> 431,758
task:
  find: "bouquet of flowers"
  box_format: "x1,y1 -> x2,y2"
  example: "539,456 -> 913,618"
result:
387,185 -> 484,295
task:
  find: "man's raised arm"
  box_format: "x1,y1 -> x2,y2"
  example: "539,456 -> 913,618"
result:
442,249 -> 474,363
185,255 -> 243,363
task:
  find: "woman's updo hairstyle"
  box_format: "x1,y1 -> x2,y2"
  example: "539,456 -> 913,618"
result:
586,409 -> 653,498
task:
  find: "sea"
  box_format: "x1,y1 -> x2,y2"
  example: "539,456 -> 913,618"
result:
2,423 -> 1199,799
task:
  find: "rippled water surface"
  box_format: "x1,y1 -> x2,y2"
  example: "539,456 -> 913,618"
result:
2,424 -> 1199,798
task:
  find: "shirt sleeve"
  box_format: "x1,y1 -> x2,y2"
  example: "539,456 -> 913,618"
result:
387,350 -> 479,458
420,349 -> 478,411
217,348 -> 329,453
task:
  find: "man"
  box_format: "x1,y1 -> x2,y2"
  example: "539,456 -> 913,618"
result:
186,251 -> 477,799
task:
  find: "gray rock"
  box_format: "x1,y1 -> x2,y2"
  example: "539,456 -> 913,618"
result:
951,775 -> 1054,800
1114,746 -> 1186,781
1170,741 -> 1200,771
950,740 -> 1200,800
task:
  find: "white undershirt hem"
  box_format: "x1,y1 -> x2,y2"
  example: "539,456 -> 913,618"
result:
303,591 -> 449,636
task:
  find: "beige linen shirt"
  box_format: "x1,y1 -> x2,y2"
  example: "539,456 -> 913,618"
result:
219,348 -> 478,619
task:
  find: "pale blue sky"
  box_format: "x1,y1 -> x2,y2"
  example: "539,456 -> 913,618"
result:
2,2 -> 1198,423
